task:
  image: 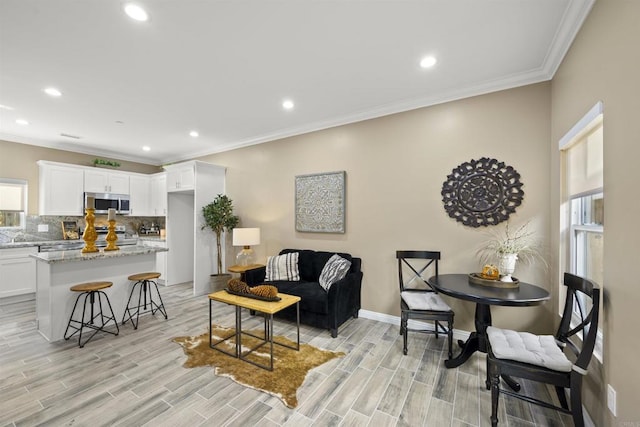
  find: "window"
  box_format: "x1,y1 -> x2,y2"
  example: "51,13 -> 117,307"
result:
0,178 -> 27,228
559,102 -> 604,360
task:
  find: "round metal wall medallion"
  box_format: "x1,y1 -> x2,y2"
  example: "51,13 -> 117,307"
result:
441,157 -> 524,227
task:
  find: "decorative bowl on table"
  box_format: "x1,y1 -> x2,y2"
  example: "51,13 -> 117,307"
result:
468,273 -> 519,288
225,288 -> 281,301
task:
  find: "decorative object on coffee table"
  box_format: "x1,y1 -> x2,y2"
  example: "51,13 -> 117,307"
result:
173,325 -> 344,408
441,157 -> 523,227
295,171 -> 346,233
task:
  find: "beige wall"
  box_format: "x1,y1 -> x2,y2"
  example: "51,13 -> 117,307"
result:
0,140 -> 161,215
197,82 -> 553,335
551,0 -> 640,425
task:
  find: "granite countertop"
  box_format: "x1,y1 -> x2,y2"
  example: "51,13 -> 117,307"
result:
137,236 -> 166,242
0,238 -> 143,250
0,241 -> 44,249
30,245 -> 168,264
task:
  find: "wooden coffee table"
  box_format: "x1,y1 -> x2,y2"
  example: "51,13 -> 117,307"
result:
208,290 -> 301,371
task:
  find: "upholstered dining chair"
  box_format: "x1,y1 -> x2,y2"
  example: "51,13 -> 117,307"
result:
397,250 -> 454,358
486,272 -> 600,427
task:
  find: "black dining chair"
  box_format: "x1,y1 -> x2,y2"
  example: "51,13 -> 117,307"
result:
397,250 -> 454,359
486,272 -> 600,427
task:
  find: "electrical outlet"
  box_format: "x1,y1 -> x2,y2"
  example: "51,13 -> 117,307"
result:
607,384 -> 617,416
37,224 -> 48,232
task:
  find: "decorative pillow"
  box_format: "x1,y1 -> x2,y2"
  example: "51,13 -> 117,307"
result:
319,254 -> 352,292
265,252 -> 300,281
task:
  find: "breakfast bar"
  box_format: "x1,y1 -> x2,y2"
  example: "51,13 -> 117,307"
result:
32,245 -> 168,342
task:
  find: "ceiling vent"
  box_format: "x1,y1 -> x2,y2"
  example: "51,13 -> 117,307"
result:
60,133 -> 81,139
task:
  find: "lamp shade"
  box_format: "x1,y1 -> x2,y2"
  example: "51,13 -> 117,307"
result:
232,228 -> 260,247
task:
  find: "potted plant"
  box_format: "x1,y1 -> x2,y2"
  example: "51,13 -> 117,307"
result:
477,221 -> 545,282
201,194 -> 239,290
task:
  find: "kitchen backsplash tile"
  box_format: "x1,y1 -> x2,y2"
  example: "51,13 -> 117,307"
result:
0,215 -> 165,243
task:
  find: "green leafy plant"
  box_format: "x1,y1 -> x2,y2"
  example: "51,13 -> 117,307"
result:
201,194 -> 239,274
93,158 -> 121,168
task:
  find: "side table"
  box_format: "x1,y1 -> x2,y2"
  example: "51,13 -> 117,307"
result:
228,264 -> 264,282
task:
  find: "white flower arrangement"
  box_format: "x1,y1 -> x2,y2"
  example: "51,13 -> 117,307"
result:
477,221 -> 545,267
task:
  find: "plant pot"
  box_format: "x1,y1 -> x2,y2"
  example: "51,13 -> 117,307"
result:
210,273 -> 232,292
499,253 -> 518,282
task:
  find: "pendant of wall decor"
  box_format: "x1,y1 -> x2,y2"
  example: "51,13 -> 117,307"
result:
441,157 -> 523,227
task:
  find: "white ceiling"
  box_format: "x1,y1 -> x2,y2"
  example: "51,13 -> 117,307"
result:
0,0 -> 594,166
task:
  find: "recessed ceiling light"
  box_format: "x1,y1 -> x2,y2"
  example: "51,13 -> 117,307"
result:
142,146 -> 151,151
124,3 -> 149,22
420,56 -> 437,69
189,131 -> 199,137
282,99 -> 294,110
16,119 -> 29,125
44,87 -> 62,97
0,104 -> 14,110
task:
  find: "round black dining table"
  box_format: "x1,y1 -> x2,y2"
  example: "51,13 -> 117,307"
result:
427,274 -> 550,378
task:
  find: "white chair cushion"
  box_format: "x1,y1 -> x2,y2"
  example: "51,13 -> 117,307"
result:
487,326 -> 573,372
401,291 -> 451,311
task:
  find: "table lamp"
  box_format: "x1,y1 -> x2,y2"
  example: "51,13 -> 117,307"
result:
232,227 -> 260,266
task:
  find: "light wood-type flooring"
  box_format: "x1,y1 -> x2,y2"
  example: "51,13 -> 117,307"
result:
1,283 -> 575,426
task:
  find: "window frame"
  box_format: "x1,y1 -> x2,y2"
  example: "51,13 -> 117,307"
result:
559,102 -> 604,362
0,178 -> 28,229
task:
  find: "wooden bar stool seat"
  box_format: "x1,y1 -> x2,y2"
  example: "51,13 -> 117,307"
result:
64,281 -> 119,348
122,272 -> 168,329
128,272 -> 161,282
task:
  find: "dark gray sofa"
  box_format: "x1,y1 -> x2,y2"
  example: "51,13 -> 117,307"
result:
244,249 -> 363,337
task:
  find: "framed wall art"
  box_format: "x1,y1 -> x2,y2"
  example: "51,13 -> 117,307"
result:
295,171 -> 346,233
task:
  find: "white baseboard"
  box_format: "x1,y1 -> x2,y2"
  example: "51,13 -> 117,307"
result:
0,292 -> 35,305
358,309 -> 470,342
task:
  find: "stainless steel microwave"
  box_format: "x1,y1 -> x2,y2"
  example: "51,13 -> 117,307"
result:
84,192 -> 130,215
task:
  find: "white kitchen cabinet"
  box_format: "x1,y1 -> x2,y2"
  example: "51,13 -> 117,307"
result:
129,175 -> 151,216
38,161 -> 84,216
142,240 -> 167,285
84,169 -> 130,194
150,173 -> 167,216
165,163 -> 195,192
0,247 -> 37,299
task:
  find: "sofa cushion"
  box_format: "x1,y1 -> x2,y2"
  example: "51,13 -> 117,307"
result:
312,251 -> 353,279
280,249 -> 316,281
266,280 -> 329,314
319,254 -> 352,291
265,252 -> 300,281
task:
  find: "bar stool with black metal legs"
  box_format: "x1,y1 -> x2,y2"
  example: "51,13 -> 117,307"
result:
122,272 -> 168,329
64,281 -> 120,348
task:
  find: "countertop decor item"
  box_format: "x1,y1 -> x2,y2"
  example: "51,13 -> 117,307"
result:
61,220 -> 79,240
103,218 -> 119,251
441,157 -> 523,227
81,208 -> 99,253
